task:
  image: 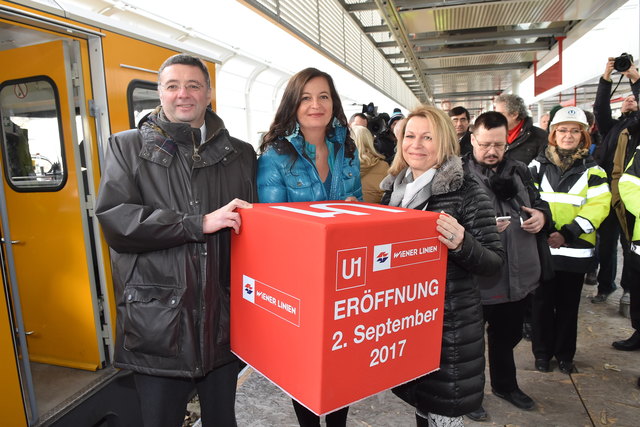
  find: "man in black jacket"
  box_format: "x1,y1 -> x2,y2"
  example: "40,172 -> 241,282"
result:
463,112 -> 551,422
494,94 -> 547,165
494,94 -> 548,341
591,58 -> 639,310
96,54 -> 256,427
448,106 -> 473,156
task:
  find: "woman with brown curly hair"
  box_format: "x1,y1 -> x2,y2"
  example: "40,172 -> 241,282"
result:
257,68 -> 361,205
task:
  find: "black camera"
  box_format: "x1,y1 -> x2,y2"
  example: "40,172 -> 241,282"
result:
614,53 -> 634,72
362,102 -> 387,136
368,114 -> 388,136
362,102 -> 378,116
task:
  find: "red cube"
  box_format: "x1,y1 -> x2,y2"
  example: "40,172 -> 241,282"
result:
231,202 -> 447,415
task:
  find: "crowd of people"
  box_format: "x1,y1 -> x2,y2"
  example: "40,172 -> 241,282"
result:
94,53 -> 639,427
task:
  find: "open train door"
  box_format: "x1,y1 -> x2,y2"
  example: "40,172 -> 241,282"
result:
0,37 -> 110,422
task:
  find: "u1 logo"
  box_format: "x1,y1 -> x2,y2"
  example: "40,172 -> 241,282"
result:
336,247 -> 367,291
341,256 -> 362,280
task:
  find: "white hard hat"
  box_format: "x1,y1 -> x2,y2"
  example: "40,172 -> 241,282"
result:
550,107 -> 588,128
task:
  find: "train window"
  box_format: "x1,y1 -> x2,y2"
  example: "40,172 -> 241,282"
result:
0,77 -> 66,191
128,80 -> 160,128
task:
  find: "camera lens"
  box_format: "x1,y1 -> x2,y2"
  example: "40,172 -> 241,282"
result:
614,53 -> 633,72
367,116 -> 386,135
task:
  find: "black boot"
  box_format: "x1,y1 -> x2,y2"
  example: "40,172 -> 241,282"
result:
416,412 -> 429,427
612,331 -> 640,351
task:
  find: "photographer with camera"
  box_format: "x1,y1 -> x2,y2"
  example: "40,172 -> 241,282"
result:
362,103 -> 397,164
590,56 -> 640,314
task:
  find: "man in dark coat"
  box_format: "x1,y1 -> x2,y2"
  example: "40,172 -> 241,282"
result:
96,54 -> 257,427
494,94 -> 548,341
590,58 -> 639,310
463,112 -> 552,421
494,94 -> 547,165
449,106 -> 473,156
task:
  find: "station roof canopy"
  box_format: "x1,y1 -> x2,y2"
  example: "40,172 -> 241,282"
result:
240,0 -> 632,112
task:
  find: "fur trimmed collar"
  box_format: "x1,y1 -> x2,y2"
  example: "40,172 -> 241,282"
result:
545,144 -> 588,172
381,155 -> 465,199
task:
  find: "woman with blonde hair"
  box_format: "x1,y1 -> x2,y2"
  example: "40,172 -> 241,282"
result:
381,105 -> 504,426
351,125 -> 388,203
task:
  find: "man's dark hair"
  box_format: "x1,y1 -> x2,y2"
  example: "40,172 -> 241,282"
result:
349,113 -> 368,125
473,111 -> 508,133
158,53 -> 211,88
584,110 -> 595,127
448,106 -> 470,120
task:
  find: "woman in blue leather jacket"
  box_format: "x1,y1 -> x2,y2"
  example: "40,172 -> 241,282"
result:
257,67 -> 362,205
257,67 -> 361,426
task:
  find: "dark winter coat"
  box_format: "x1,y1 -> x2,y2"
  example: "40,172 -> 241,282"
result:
374,129 -> 397,165
593,76 -> 640,179
96,107 -> 257,377
459,130 -> 473,157
505,117 -> 548,165
380,156 -> 504,417
463,155 -> 551,304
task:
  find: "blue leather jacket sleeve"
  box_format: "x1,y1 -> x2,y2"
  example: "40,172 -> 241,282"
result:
257,149 -> 289,203
348,156 -> 364,201
257,145 -> 363,203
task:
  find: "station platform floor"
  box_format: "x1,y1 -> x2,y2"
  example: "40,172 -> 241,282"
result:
231,281 -> 640,426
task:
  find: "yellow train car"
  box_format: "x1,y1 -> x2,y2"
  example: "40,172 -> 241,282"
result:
0,1 -> 217,425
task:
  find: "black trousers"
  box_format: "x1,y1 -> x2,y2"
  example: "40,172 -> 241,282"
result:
133,361 -> 239,427
596,211 -> 620,294
483,298 -> 527,393
629,252 -> 640,331
292,399 -> 349,427
595,212 -> 636,294
531,271 -> 584,362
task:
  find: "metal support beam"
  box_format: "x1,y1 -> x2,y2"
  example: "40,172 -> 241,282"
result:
396,0 -> 495,11
362,24 -> 389,33
433,89 -> 503,99
435,96 -> 497,102
424,62 -> 532,75
412,28 -> 566,47
373,0 -> 432,102
345,1 -> 378,12
376,40 -> 398,48
415,41 -> 550,58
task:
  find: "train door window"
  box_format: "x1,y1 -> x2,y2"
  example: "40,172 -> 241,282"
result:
128,80 -> 160,128
0,77 -> 66,191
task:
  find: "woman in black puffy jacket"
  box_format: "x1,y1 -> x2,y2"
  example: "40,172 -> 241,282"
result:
380,105 -> 504,427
